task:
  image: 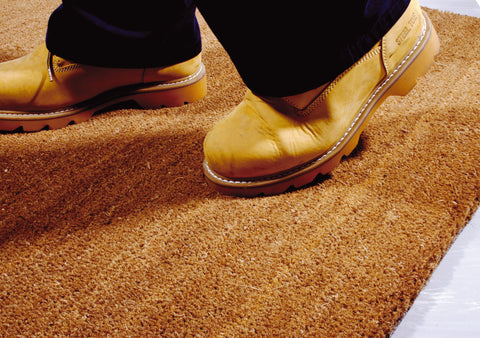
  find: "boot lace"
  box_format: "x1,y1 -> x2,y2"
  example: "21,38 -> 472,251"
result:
47,51 -> 54,82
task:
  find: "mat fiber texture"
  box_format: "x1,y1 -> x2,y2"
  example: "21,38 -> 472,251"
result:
1,1 -> 479,336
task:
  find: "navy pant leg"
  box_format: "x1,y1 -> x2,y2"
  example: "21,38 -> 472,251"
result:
46,0 -> 410,96
46,0 -> 202,68
196,0 -> 411,96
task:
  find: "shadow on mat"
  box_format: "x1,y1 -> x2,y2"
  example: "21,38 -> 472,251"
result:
0,115 -> 213,245
0,103 -> 369,245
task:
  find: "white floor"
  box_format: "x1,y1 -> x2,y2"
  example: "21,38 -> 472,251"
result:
392,213 -> 480,337
392,1 -> 480,337
420,0 -> 480,16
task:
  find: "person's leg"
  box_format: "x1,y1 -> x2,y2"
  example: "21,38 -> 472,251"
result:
0,0 -> 206,132
202,0 -> 440,196
46,0 -> 201,68
197,0 -> 410,97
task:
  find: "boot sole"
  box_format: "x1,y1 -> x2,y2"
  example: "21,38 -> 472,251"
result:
0,63 -> 207,132
204,12 -> 440,197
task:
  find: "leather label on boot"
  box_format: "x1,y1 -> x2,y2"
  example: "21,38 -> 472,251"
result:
396,10 -> 419,46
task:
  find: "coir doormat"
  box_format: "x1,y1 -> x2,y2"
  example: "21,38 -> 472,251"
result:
0,2 -> 479,336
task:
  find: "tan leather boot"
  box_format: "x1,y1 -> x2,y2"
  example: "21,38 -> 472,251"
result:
0,45 -> 206,131
203,0 -> 440,197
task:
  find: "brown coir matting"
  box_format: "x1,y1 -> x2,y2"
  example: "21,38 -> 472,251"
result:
1,1 -> 479,336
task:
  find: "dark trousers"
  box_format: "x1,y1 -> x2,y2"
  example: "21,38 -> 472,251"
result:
46,0 -> 410,97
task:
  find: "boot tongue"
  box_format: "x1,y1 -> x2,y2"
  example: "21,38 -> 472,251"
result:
52,55 -> 79,70
283,85 -> 328,110
47,52 -> 80,82
259,83 -> 329,117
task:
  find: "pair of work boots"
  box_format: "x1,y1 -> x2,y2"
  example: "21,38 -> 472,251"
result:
0,0 -> 439,197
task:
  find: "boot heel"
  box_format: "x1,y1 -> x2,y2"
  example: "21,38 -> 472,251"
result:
134,75 -> 207,109
388,15 -> 440,97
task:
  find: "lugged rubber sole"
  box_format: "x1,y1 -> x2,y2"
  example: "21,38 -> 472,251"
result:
0,63 -> 207,132
204,12 -> 440,197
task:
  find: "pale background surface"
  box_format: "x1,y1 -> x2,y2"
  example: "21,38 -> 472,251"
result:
392,1 -> 480,337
